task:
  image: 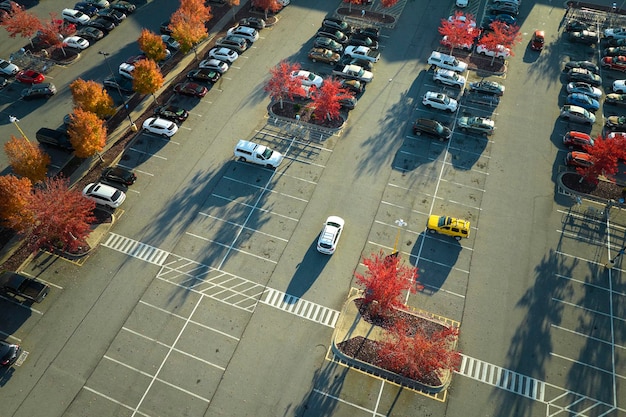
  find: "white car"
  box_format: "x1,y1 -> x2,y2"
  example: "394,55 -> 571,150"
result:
290,70 -> 323,87
0,58 -> 19,76
560,105 -> 596,124
605,27 -> 626,40
422,91 -> 458,112
317,216 -> 345,255
142,117 -> 179,137
63,36 -> 90,50
433,68 -> 466,88
61,8 -> 91,24
476,44 -> 511,58
199,58 -> 229,73
82,182 -> 126,208
456,0 -> 468,6
447,14 -> 476,28
613,79 -> 626,93
207,47 -> 239,63
226,26 -> 259,43
566,82 -> 602,99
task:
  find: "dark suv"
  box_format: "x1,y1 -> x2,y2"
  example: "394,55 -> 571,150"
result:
412,118 -> 452,141
36,127 -> 73,150
21,83 -> 56,100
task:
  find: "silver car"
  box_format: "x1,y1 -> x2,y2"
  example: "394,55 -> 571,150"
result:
560,105 -> 596,125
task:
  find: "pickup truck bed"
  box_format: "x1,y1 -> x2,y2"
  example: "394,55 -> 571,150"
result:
0,271 -> 50,303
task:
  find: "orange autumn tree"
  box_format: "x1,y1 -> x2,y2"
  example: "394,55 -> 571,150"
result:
264,60 -> 304,108
138,29 -> 168,62
377,318 -> 461,383
70,78 -> 116,119
355,251 -> 417,317
310,77 -> 353,121
251,0 -> 281,19
24,176 -> 96,252
0,174 -> 33,230
169,0 -> 212,55
132,58 -> 164,103
67,108 -> 107,158
4,136 -> 50,182
0,3 -> 42,48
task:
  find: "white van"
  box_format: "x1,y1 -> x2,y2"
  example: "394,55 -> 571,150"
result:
427,51 -> 468,73
234,140 -> 283,168
118,62 -> 135,79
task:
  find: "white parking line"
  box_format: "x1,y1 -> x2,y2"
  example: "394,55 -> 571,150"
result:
447,145 -> 493,158
128,148 -> 168,160
83,386 -> 152,417
0,331 -> 20,342
555,273 -> 626,297
550,351 -> 619,376
210,193 -> 300,222
185,232 -> 278,264
223,176 -> 309,202
312,389 -> 387,417
19,271 -> 63,289
551,324 -> 625,348
198,212 -> 288,242
122,326 -> 227,370
439,178 -> 486,192
0,295 -> 44,314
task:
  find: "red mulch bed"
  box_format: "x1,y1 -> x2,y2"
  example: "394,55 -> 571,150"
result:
562,172 -> 625,200
270,101 -> 345,129
336,298 -> 448,387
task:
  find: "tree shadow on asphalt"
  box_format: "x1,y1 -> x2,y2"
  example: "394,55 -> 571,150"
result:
409,232 -> 461,294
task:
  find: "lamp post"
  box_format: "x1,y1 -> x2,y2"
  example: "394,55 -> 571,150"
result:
98,51 -> 137,132
9,115 -> 29,142
392,219 -> 407,255
606,246 -> 626,269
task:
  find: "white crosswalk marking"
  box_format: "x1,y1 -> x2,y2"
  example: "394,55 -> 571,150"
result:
457,355 -> 545,401
262,288 -> 340,328
102,233 -> 170,266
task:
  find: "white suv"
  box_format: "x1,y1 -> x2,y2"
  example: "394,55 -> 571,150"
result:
476,44 -> 511,58
82,182 -> 126,208
227,26 -> 259,43
422,91 -> 458,112
317,216 -> 345,255
61,8 -> 91,24
433,68 -> 466,88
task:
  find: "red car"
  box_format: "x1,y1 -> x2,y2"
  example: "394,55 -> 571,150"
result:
565,151 -> 593,168
173,82 -> 208,98
16,69 -> 45,84
563,131 -> 594,150
530,30 -> 545,51
602,56 -> 626,71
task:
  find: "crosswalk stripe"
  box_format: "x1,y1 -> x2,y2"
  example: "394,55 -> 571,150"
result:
262,288 -> 339,328
102,233 -> 170,266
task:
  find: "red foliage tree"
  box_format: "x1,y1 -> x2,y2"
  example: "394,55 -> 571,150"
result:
0,3 -> 41,47
343,0 -> 362,12
377,318 -> 461,382
264,60 -> 304,108
309,77 -> 353,121
577,135 -> 626,184
251,0 -> 281,19
479,20 -> 521,65
438,11 -> 476,54
24,176 -> 96,252
37,13 -> 65,51
355,251 -> 417,317
380,0 -> 398,16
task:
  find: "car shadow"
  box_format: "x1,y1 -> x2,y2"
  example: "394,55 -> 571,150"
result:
409,232 -> 462,294
283,240 -> 329,302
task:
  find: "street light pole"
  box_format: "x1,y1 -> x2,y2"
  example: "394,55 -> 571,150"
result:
392,219 -> 407,255
606,246 -> 626,269
9,115 -> 30,142
98,51 -> 137,132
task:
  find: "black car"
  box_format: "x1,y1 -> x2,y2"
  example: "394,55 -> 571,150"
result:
352,26 -> 379,40
313,36 -> 344,53
607,38 -> 626,47
160,20 -> 172,35
21,83 -> 56,99
339,96 -> 357,110
36,127 -> 73,150
87,17 -> 115,32
340,55 -> 373,71
563,60 -> 600,74
348,34 -> 378,50
96,8 -> 126,24
340,79 -> 364,94
0,340 -> 21,367
154,105 -> 189,123
316,29 -> 348,44
567,68 -> 602,86
603,46 -> 626,56
468,80 -> 505,96
487,3 -> 519,16
76,26 -> 104,42
74,1 -> 99,16
238,17 -> 265,29
187,68 -> 221,83
103,75 -> 133,93
565,20 -> 592,33
0,77 -> 7,90
110,0 -> 135,14
322,18 -> 352,34
101,165 -> 137,185
412,118 -> 452,140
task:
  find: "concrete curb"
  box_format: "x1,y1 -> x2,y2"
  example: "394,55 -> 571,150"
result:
330,292 -> 452,393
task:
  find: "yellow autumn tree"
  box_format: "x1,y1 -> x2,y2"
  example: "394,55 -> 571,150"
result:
67,108 -> 107,158
0,174 -> 33,231
132,59 -> 164,103
170,0 -> 212,55
4,136 -> 50,182
69,78 -> 116,119
138,29 -> 167,62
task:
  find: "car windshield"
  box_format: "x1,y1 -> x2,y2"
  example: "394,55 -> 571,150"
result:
260,148 -> 273,160
111,190 -> 121,200
437,216 -> 450,227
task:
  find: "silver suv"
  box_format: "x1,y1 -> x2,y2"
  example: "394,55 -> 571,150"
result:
216,35 -> 248,53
